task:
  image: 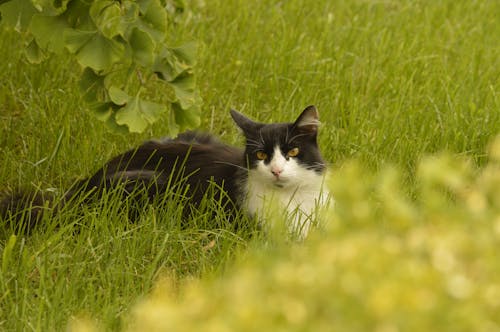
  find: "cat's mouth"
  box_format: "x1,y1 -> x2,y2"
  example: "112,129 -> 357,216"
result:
272,177 -> 289,188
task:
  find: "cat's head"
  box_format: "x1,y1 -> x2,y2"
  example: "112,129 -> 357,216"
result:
230,106 -> 326,188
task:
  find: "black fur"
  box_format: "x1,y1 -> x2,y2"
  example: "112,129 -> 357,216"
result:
0,189 -> 54,232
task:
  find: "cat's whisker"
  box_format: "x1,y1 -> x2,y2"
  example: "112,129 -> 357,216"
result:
245,142 -> 262,148
258,130 -> 265,145
306,162 -> 326,170
245,139 -> 264,149
246,138 -> 261,145
287,133 -> 310,144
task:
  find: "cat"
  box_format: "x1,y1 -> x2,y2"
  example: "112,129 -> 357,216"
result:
0,105 -> 330,237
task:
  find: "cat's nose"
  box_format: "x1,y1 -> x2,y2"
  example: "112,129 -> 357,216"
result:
271,168 -> 283,178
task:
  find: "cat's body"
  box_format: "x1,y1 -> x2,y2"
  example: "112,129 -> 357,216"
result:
73,131 -> 245,214
1,106 -> 330,237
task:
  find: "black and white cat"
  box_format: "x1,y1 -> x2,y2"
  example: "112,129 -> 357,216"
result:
231,106 -> 330,236
1,105 -> 330,237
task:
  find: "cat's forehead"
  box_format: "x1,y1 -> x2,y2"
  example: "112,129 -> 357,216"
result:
256,123 -> 292,144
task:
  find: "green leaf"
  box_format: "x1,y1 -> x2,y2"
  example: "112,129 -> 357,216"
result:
172,101 -> 201,131
121,0 -> 139,23
166,106 -> 180,137
30,14 -> 68,54
0,0 -> 37,32
152,52 -> 177,81
77,34 -> 124,71
134,0 -> 167,42
141,0 -> 167,33
169,41 -> 197,67
64,28 -> 94,53
115,98 -> 148,133
115,95 -> 168,133
108,86 -> 129,105
89,0 -> 123,39
129,27 -> 155,67
79,67 -> 106,102
153,43 -> 196,81
64,0 -> 93,30
88,101 -> 113,121
105,115 -> 130,134
168,71 -> 198,109
87,102 -> 129,134
136,0 -> 152,13
65,29 -> 124,71
30,0 -> 69,15
25,39 -> 45,63
140,99 -> 168,123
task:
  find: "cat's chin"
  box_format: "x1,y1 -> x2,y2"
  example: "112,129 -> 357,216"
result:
269,178 -> 296,189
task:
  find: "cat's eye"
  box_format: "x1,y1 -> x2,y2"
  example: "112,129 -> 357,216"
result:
256,151 -> 268,160
287,147 -> 300,157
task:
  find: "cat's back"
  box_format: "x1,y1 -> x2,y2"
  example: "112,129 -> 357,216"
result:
102,131 -> 244,180
145,131 -> 243,170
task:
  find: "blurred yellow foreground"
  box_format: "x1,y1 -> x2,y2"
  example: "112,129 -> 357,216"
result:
71,137 -> 500,332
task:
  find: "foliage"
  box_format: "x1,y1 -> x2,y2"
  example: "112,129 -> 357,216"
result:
72,138 -> 500,332
0,0 -> 201,134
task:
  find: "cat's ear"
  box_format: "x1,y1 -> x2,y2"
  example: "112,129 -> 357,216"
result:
230,109 -> 261,134
293,105 -> 320,134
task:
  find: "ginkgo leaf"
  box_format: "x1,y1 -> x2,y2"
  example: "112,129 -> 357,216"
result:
121,0 -> 139,24
79,67 -> 106,102
135,0 -> 167,42
129,27 -> 155,67
25,39 -> 45,63
0,0 -> 37,32
140,99 -> 168,123
108,86 -> 129,106
31,0 -> 69,15
168,71 -> 198,109
141,0 -> 167,33
169,41 -> 197,67
172,101 -> 201,132
65,29 -> 124,71
30,14 -> 68,54
153,41 -> 197,81
88,101 -> 113,122
89,0 -> 123,39
64,28 -> 94,53
136,0 -> 152,14
77,35 -> 124,71
87,102 -> 128,134
152,52 -> 178,81
115,95 -> 167,133
106,113 -> 130,134
64,0 -> 94,30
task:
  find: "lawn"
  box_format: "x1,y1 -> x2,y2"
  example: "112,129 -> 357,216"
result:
0,0 -> 499,330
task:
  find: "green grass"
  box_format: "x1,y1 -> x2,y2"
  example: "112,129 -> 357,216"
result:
1,0 -> 499,330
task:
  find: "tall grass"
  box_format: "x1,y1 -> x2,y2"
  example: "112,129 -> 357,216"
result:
0,0 -> 499,330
